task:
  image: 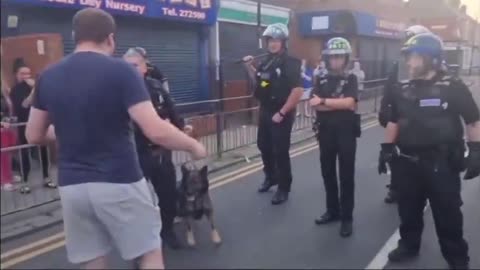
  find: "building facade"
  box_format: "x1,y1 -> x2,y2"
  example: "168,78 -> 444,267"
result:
1,0 -> 219,103
263,0 -> 410,80
407,0 -> 480,71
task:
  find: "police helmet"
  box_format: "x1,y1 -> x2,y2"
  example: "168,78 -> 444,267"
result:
262,23 -> 289,40
402,33 -> 444,68
323,37 -> 352,56
404,25 -> 431,40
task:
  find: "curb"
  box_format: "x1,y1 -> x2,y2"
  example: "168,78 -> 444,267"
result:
0,114 -> 378,243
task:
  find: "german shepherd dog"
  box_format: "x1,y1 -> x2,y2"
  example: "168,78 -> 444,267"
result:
177,163 -> 222,247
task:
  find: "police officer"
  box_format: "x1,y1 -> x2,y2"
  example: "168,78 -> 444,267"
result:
243,23 -> 303,205
309,37 -> 360,237
380,25 -> 432,204
378,33 -> 480,269
131,47 -> 171,92
124,48 -> 193,249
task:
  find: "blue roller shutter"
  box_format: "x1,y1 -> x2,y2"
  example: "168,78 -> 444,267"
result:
16,6 -> 202,103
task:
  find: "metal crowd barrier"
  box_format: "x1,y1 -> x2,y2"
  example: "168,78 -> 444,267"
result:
0,79 -> 386,216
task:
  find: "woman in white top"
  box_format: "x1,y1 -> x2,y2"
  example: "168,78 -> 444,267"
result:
350,61 -> 365,91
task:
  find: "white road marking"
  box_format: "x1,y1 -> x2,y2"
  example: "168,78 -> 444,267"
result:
365,202 -> 430,269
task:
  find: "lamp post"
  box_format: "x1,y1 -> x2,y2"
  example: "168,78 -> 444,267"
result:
257,0 -> 262,49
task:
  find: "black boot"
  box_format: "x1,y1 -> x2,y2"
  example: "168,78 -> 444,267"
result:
258,179 -> 277,193
161,229 -> 182,250
340,220 -> 353,238
271,190 -> 289,205
384,189 -> 397,204
315,212 -> 340,225
448,259 -> 470,270
388,245 -> 419,262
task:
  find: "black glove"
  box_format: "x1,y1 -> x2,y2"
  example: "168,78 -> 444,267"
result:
378,143 -> 396,175
464,142 -> 480,180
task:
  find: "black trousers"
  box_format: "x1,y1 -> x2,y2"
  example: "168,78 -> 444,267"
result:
257,108 -> 295,192
15,126 -> 49,182
139,151 -> 177,234
396,151 -> 469,265
388,156 -> 401,192
317,125 -> 356,221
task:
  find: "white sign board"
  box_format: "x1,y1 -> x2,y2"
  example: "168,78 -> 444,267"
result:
312,16 -> 329,30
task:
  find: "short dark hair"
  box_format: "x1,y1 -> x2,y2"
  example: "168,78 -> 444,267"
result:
72,8 -> 116,44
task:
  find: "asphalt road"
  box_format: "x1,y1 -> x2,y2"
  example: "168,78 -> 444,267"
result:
1,124 -> 479,269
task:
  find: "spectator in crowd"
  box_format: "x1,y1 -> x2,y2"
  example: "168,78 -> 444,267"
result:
1,92 -> 16,191
9,58 -> 55,194
300,59 -> 314,117
350,61 -> 365,91
314,59 -> 327,77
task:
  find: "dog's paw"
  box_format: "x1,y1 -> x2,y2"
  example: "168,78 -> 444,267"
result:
211,229 -> 222,245
187,230 -> 196,247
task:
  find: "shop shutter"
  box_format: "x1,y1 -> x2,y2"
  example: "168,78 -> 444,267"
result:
18,7 -> 203,103
219,22 -> 265,81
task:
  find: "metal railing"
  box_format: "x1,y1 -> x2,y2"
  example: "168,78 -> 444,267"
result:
0,79 -> 386,216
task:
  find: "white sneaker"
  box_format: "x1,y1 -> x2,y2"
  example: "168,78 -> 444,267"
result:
2,183 -> 16,191
13,175 -> 22,183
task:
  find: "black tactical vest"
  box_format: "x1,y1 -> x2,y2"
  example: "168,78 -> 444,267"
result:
145,77 -> 168,119
135,77 -> 169,154
314,73 -> 350,99
255,55 -> 290,111
313,73 -> 355,121
395,77 -> 464,147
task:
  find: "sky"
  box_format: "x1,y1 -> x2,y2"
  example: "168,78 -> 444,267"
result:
462,0 -> 480,20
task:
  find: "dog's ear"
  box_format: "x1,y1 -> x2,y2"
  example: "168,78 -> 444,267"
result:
181,164 -> 190,177
199,165 -> 208,179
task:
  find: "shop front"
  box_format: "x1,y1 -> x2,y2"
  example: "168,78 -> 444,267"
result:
1,0 -> 219,103
297,10 -> 405,80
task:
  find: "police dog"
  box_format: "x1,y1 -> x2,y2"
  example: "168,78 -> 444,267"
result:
177,163 -> 222,247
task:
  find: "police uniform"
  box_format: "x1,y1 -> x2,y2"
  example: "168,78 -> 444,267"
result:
134,77 -> 184,246
384,73 -> 478,268
313,72 -> 360,224
379,25 -> 432,203
379,60 -> 405,203
255,53 -> 302,198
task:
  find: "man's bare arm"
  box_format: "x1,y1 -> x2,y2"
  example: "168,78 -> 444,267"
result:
323,97 -> 356,111
466,121 -> 480,142
280,87 -> 303,114
315,105 -> 334,111
128,101 -> 205,157
26,107 -> 52,144
384,122 -> 399,143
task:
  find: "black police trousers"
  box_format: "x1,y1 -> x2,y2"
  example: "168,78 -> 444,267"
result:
395,150 -> 469,265
388,157 -> 401,192
257,108 -> 295,192
139,151 -> 177,234
317,125 -> 356,221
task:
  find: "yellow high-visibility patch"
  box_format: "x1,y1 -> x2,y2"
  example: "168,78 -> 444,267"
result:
261,81 -> 270,88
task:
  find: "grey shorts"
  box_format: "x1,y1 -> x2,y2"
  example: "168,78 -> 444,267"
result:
59,178 -> 162,264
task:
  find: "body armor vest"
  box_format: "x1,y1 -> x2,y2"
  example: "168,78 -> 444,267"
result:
314,73 -> 349,99
255,55 -> 290,111
313,73 -> 360,136
136,78 -> 169,154
395,77 -> 463,147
